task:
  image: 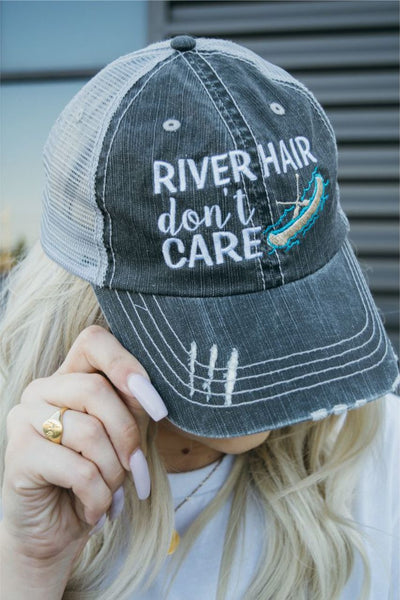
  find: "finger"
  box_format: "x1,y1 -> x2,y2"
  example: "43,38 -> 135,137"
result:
53,325 -> 168,422
22,374 -> 141,470
27,403 -> 125,492
6,431 -> 113,526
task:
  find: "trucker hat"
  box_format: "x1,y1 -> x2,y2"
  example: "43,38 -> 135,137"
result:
40,35 -> 399,437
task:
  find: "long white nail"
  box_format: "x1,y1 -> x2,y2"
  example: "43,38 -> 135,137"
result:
109,485 -> 125,520
129,448 -> 151,500
127,373 -> 168,421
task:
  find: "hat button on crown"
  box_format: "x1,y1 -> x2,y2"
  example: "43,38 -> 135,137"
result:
170,35 -> 196,52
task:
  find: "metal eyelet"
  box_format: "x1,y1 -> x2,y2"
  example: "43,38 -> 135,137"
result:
269,103 -> 286,115
163,119 -> 181,132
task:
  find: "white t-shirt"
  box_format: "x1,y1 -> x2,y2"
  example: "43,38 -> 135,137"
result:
131,393 -> 399,600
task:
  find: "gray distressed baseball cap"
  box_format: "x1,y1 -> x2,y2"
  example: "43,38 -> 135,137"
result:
40,35 -> 399,437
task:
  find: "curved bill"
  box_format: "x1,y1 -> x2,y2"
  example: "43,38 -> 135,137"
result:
92,239 -> 399,438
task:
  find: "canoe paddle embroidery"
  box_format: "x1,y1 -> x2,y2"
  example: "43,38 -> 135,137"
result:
264,168 -> 329,254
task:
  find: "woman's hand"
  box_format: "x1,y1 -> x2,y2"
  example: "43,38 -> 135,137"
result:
1,325 -> 168,570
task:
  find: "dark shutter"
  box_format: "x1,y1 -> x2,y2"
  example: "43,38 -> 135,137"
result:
148,0 -> 399,355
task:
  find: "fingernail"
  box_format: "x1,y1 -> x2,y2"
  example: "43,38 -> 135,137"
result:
89,513 -> 107,536
109,485 -> 125,521
129,448 -> 151,500
127,373 -> 168,421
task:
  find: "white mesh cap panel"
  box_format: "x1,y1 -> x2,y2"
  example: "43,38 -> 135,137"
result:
40,43 -> 175,286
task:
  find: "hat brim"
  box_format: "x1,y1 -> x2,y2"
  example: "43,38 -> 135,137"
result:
92,239 -> 398,437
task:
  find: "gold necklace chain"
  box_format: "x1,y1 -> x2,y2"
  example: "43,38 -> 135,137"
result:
174,455 -> 225,512
167,454 -> 225,555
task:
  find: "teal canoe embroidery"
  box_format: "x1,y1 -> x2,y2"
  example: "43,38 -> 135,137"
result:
264,168 -> 329,254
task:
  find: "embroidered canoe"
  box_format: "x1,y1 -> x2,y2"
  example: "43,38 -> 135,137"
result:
267,174 -> 325,250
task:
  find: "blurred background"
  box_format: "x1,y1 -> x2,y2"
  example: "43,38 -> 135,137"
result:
0,0 -> 399,353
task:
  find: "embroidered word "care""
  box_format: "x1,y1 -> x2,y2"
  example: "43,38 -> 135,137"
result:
153,136 -> 317,194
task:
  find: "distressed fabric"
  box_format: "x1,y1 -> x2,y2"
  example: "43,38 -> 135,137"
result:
40,36 -> 399,437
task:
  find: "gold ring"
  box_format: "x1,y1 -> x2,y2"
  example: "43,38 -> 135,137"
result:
42,407 -> 69,444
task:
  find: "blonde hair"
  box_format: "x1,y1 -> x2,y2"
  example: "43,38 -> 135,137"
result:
0,240 -> 385,600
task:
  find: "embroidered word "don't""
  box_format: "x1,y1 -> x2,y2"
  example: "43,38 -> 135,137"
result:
157,187 -> 261,269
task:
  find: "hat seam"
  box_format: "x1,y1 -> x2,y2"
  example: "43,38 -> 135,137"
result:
195,50 -> 286,286
177,50 -> 269,291
98,54 -> 181,289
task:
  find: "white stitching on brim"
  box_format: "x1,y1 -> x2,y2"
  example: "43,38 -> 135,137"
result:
115,241 -> 388,398
133,283 -> 377,386
111,243 -> 391,406
146,242 -> 370,370
115,285 -> 391,406
134,242 -> 375,377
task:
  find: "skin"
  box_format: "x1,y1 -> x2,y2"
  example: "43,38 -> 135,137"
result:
156,418 -> 271,473
0,325 -> 271,598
